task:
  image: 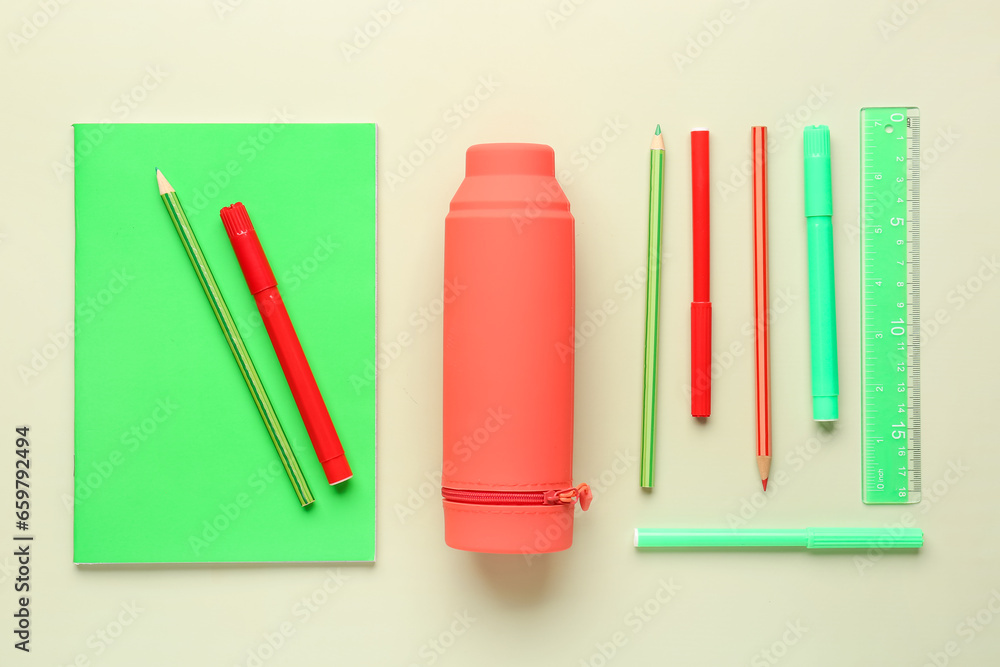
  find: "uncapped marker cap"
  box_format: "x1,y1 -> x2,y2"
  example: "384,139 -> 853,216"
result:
803,125 -> 833,217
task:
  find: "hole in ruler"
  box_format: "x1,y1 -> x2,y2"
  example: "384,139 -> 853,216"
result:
885,125 -> 894,133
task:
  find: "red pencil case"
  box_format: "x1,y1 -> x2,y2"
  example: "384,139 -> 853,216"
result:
442,143 -> 590,555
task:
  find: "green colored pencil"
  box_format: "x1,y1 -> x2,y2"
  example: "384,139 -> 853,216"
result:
156,169 -> 314,507
641,126 -> 665,488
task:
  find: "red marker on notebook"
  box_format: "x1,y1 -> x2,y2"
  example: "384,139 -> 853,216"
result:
221,202 -> 352,485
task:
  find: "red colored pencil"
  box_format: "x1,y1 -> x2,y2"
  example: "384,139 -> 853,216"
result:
690,129 -> 712,417
221,202 -> 352,485
751,127 -> 771,490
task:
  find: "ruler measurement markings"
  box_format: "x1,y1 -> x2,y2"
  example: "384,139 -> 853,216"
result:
861,107 -> 922,504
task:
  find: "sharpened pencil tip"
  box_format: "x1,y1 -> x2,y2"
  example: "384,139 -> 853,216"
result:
655,124 -> 661,136
650,126 -> 665,151
156,169 -> 174,196
762,478 -> 768,491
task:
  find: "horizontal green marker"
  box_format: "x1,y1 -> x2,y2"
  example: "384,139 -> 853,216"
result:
635,527 -> 923,549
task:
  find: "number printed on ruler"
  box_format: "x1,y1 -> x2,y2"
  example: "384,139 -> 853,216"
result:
861,107 -> 922,504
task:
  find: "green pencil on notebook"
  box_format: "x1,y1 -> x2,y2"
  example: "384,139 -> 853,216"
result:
156,169 -> 314,507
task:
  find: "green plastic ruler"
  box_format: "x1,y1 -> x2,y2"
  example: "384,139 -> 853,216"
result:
860,107 -> 921,504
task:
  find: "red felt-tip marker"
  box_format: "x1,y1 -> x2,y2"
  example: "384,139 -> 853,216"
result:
220,202 -> 352,485
691,129 -> 712,418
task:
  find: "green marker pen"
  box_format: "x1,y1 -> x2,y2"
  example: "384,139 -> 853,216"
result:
635,527 -> 923,550
803,125 -> 839,421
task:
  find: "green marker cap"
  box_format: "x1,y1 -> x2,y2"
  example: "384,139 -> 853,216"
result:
803,125 -> 833,217
805,527 -> 923,549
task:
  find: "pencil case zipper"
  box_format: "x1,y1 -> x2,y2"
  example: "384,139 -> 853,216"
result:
442,483 -> 592,511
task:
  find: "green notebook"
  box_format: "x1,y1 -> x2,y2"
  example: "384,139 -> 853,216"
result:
73,123 -> 376,563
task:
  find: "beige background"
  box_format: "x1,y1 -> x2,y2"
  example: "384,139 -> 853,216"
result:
1,0 -> 998,665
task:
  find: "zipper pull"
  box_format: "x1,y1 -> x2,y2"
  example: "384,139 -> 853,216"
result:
543,483 -> 592,511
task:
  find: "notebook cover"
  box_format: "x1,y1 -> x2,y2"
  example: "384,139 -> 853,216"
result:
73,123 -> 376,563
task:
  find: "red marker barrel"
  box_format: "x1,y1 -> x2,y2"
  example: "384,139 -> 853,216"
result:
442,143 -> 589,554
